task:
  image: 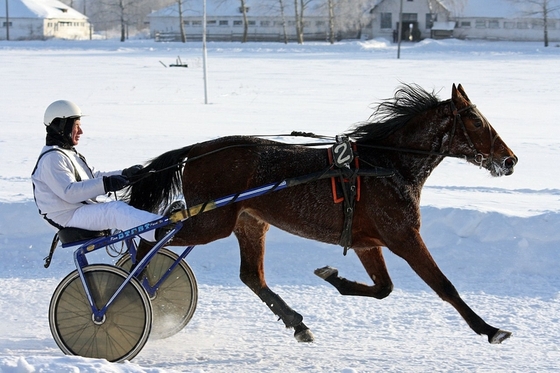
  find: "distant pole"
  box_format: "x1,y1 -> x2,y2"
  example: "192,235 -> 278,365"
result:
5,0 -> 10,40
202,0 -> 209,104
397,0 -> 403,59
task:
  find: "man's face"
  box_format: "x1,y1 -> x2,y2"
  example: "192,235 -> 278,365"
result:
71,119 -> 83,146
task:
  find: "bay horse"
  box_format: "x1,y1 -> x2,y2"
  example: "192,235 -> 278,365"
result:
127,84 -> 517,344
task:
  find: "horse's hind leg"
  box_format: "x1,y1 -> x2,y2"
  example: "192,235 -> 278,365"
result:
234,212 -> 314,343
315,246 -> 394,299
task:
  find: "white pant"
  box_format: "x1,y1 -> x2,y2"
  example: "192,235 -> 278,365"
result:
66,201 -> 161,241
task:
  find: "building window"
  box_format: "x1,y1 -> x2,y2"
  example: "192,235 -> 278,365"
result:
460,21 -> 471,28
192,20 -> 202,26
183,20 -> 189,25
316,21 -> 325,27
233,20 -> 242,26
549,21 -> 556,29
532,20 -> 544,29
504,21 -> 515,29
380,12 -> 392,29
426,13 -> 437,29
2,21 -> 12,27
402,13 -> 417,22
207,20 -> 217,26
475,20 -> 486,28
260,20 -> 270,27
248,20 -> 256,26
516,22 -> 528,29
219,20 -> 228,26
488,20 -> 499,29
239,6 -> 249,13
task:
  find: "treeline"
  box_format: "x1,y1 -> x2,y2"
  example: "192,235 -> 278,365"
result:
60,0 -> 373,42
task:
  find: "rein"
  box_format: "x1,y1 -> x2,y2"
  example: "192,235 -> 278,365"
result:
354,100 -> 496,170
131,101 -> 494,183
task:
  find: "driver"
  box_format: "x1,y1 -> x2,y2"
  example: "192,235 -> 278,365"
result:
31,100 -> 164,242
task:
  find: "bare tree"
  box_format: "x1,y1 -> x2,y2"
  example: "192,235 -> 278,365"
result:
177,0 -> 186,42
320,0 -> 371,43
510,0 -> 560,46
278,0 -> 288,43
60,0 -> 175,40
240,0 -> 249,42
294,0 -> 302,43
293,0 -> 315,43
327,0 -> 334,43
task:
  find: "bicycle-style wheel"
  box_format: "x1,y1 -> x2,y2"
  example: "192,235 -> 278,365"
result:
49,265 -> 152,362
116,247 -> 198,339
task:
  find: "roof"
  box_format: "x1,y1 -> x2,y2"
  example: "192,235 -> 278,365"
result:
440,0 -> 548,18
0,0 -> 87,19
371,0 -> 448,12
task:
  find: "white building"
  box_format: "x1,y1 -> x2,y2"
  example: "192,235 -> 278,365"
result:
1,0 -> 91,40
445,0 -> 560,42
369,0 -> 452,41
148,0 -> 341,42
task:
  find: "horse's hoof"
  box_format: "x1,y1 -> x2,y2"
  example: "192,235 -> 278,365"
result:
294,324 -> 314,343
314,266 -> 338,280
489,329 -> 512,344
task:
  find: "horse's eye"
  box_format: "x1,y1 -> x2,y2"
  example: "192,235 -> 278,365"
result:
474,120 -> 483,128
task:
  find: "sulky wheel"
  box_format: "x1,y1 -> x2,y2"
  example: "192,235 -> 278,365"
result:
49,265 -> 152,362
116,247 -> 198,339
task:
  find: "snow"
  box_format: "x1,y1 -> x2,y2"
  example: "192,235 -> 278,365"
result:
1,37 -> 559,372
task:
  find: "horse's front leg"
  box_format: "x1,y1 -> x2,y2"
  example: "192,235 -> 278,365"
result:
234,212 -> 314,343
315,246 -> 394,299
389,229 -> 512,344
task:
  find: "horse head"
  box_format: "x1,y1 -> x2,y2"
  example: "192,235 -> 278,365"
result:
450,84 -> 518,176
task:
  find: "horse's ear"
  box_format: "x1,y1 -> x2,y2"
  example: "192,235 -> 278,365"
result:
452,83 -> 469,108
452,83 -> 458,100
457,84 -> 471,102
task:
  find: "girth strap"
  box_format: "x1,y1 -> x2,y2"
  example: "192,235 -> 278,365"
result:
329,138 -> 359,255
338,167 -> 358,255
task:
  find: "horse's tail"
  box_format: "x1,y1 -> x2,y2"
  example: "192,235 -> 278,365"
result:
125,144 -> 194,213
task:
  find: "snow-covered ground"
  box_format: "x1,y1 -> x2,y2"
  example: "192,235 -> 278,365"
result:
0,37 -> 559,372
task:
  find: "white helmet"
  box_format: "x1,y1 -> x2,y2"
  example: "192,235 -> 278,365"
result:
44,100 -> 82,127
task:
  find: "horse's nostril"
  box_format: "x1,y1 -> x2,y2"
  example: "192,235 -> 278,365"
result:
504,157 -> 516,168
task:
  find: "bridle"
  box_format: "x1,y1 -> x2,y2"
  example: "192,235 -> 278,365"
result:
353,99 -> 499,170
446,100 -> 498,169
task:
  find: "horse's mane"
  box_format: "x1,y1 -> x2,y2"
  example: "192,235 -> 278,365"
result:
346,83 -> 442,143
124,145 -> 194,213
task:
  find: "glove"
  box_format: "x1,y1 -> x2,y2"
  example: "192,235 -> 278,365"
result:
103,175 -> 129,193
122,164 -> 143,179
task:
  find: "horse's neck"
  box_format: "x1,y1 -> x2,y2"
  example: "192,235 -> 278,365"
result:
382,111 -> 451,184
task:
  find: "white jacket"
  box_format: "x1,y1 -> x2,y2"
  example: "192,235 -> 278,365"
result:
31,145 -> 121,227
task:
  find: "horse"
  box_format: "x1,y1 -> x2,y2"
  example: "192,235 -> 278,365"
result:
127,83 -> 517,344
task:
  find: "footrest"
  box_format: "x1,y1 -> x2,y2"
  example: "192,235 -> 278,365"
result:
58,227 -> 110,245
